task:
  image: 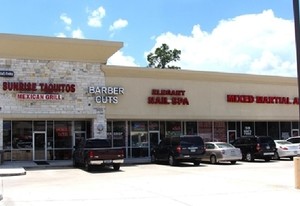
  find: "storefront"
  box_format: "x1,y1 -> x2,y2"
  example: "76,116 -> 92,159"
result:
0,33 -> 299,163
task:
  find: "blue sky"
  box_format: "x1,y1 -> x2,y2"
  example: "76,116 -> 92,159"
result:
0,0 -> 296,76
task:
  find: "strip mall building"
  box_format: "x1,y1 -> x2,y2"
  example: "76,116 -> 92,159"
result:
0,33 -> 299,163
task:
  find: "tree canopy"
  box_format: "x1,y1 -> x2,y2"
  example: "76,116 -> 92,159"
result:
147,43 -> 181,69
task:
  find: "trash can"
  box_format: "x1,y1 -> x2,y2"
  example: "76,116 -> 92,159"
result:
295,157 -> 300,189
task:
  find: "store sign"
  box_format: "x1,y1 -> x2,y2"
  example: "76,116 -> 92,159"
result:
148,89 -> 189,105
227,94 -> 299,105
88,86 -> 124,104
2,81 -> 76,101
0,70 -> 14,77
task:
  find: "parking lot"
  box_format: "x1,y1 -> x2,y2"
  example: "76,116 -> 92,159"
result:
1,160 -> 300,206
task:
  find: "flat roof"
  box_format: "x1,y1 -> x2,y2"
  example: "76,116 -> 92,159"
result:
0,33 -> 123,64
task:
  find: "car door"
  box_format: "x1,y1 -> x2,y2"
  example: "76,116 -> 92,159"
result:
155,138 -> 170,161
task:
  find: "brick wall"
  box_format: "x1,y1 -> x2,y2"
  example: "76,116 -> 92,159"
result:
0,58 -> 107,139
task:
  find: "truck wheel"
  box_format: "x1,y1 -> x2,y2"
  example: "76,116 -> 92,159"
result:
113,164 -> 120,171
168,155 -> 177,166
245,153 -> 254,162
84,160 -> 91,171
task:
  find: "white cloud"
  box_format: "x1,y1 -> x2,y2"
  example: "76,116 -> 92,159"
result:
109,19 -> 128,31
108,51 -> 139,67
55,32 -> 67,38
72,28 -> 85,39
88,6 -> 106,28
146,10 -> 296,77
60,13 -> 72,25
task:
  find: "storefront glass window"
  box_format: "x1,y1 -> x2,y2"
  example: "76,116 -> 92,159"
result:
3,121 -> 12,161
292,121 -> 299,136
227,122 -> 236,130
198,121 -> 212,142
74,121 -> 86,131
54,121 -> 72,160
268,122 -> 279,139
149,121 -> 159,131
185,122 -> 197,135
166,121 -> 181,137
131,121 -> 148,158
241,122 -> 254,137
12,121 -> 33,149
255,122 -> 267,136
112,121 -> 126,147
213,121 -> 226,142
280,122 -> 291,139
47,121 -> 54,160
34,121 -> 45,131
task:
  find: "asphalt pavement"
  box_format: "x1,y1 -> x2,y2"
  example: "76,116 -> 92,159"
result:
0,159 -> 300,206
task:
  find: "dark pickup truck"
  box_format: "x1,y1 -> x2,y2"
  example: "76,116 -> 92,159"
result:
73,138 -> 124,171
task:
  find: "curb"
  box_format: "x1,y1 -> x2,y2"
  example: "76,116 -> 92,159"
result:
0,168 -> 26,177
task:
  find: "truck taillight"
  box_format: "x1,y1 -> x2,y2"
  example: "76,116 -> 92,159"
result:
176,146 -> 182,153
256,143 -> 261,151
89,151 -> 94,158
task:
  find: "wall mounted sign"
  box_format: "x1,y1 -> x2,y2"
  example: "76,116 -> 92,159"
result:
88,86 -> 124,104
0,70 -> 14,77
2,81 -> 76,101
148,89 -> 189,105
227,94 -> 299,105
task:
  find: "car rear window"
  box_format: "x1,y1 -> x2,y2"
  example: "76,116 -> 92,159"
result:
85,139 -> 112,148
179,136 -> 204,146
258,137 -> 275,144
215,143 -> 235,148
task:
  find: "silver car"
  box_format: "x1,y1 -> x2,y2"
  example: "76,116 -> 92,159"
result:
202,142 -> 242,164
274,140 -> 300,160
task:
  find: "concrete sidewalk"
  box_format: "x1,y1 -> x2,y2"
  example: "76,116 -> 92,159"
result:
0,160 -> 73,176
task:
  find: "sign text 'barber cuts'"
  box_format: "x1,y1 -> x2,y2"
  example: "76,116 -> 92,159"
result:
88,86 -> 124,104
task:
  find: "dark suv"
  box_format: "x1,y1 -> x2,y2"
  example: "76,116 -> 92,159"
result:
151,135 -> 206,166
231,136 -> 276,162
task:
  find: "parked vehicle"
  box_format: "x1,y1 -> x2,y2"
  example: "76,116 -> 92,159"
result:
286,136 -> 300,144
201,142 -> 242,164
273,140 -> 300,160
151,135 -> 206,166
231,136 -> 276,162
73,138 -> 124,171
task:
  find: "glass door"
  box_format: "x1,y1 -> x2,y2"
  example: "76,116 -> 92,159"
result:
227,130 -> 236,143
33,132 -> 46,161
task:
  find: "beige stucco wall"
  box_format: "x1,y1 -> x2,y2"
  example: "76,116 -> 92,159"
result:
103,65 -> 299,121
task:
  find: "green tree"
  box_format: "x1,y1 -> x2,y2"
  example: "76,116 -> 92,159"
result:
147,43 -> 181,69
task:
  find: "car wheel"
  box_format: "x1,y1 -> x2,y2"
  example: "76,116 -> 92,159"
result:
230,161 -> 237,164
113,164 -> 120,171
264,157 -> 271,162
210,155 -> 217,164
168,155 -> 177,166
193,160 -> 200,166
245,153 -> 254,162
273,152 -> 280,160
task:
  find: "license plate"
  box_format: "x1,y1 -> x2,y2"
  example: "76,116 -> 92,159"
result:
190,149 -> 196,152
104,160 -> 112,163
263,152 -> 274,155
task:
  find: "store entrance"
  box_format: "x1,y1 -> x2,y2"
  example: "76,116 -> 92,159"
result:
149,132 -> 160,148
33,132 -> 47,161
